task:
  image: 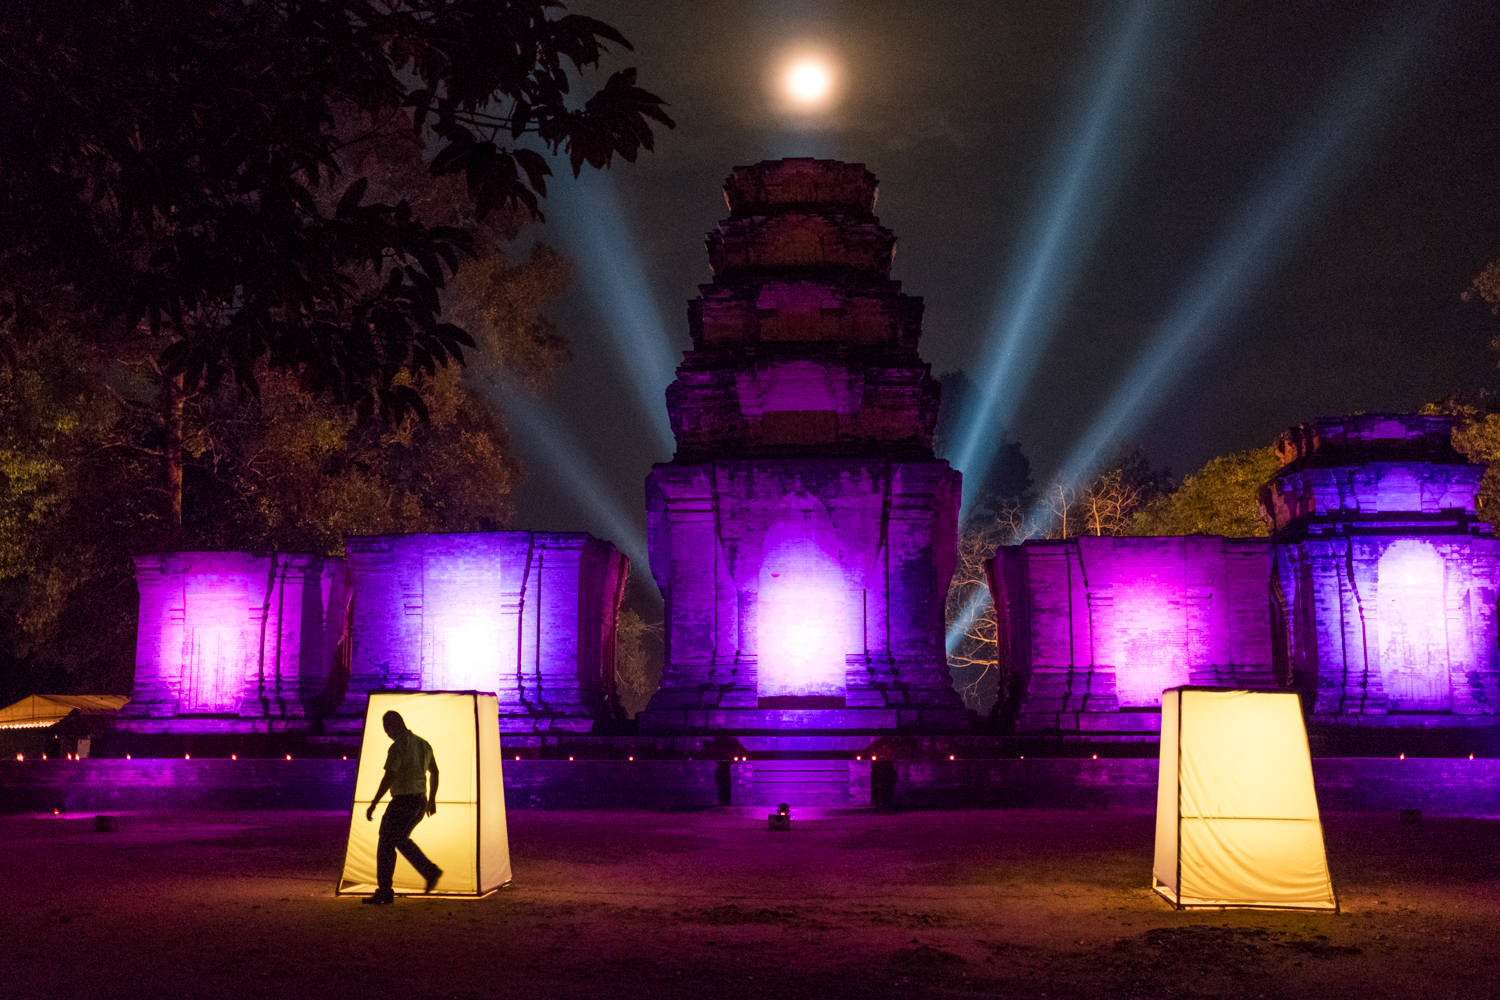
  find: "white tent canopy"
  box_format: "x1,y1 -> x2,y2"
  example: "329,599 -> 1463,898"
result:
339,691 -> 511,897
0,695 -> 129,730
1154,687 -> 1336,910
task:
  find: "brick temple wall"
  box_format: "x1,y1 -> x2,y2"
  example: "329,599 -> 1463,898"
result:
120,552 -> 350,733
344,532 -> 629,733
1264,414 -> 1500,726
641,158 -> 965,743
646,458 -> 961,720
991,536 -> 1276,737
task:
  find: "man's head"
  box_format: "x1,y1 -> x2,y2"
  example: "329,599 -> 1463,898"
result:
382,710 -> 408,740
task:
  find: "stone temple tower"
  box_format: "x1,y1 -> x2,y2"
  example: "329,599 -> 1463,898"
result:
641,158 -> 966,761
1264,413 -> 1500,729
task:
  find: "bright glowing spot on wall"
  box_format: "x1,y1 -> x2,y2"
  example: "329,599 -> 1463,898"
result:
1110,585 -> 1191,707
758,529 -> 847,698
437,623 -> 499,692
1377,539 -> 1451,710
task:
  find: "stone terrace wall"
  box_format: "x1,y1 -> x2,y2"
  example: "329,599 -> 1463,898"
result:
120,552 -> 350,734
344,532 -> 629,733
991,536 -> 1275,739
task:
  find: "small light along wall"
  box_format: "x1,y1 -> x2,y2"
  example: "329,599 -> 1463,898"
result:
338,692 -> 510,897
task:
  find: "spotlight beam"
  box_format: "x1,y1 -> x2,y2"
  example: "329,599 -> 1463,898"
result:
945,586 -> 992,654
550,171 -> 681,460
1026,3 -> 1445,538
952,0 -> 1164,519
491,382 -> 652,581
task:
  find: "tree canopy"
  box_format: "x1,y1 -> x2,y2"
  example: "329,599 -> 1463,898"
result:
0,0 -> 671,419
1129,447 -> 1281,537
0,0 -> 669,703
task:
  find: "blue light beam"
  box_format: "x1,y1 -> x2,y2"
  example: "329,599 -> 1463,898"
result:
951,0 -> 1164,518
1029,3 -> 1444,539
493,382 -> 651,577
945,586 -> 992,655
549,171 -> 681,459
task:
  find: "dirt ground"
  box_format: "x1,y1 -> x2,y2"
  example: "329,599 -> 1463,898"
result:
5,808 -> 1497,1000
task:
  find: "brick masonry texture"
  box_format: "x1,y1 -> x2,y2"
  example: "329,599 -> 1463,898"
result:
641,158 -> 965,745
123,533 -> 628,735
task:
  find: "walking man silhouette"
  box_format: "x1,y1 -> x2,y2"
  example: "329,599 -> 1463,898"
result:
363,710 -> 443,904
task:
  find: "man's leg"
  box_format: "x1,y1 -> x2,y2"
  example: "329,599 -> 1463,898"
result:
389,800 -> 442,888
374,796 -> 426,897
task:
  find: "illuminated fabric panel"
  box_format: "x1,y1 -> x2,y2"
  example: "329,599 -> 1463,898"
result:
1153,688 -> 1335,910
1151,692 -> 1180,897
339,691 -> 511,897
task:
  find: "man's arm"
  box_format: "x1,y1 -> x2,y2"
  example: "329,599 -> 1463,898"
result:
365,773 -> 393,821
425,758 -> 440,816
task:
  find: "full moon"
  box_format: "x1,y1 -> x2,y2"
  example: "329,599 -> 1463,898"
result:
784,57 -> 834,107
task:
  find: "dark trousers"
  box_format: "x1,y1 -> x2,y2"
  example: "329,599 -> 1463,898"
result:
376,794 -> 440,892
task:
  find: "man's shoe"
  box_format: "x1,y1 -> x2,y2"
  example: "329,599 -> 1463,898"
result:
361,891 -> 395,905
424,868 -> 444,894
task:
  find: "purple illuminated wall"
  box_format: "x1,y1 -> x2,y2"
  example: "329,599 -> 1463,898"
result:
991,536 -> 1275,738
121,552 -> 350,732
642,159 -> 965,742
1263,414 -> 1500,725
992,413 -> 1500,740
343,532 -> 629,732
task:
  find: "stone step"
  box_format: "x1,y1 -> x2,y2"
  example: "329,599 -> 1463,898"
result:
732,760 -> 872,807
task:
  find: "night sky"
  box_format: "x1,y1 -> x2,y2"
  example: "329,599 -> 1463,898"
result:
493,0 -> 1500,583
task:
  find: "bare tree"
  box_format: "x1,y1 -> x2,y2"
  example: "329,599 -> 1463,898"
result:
615,605 -> 663,718
1077,469 -> 1146,536
945,501 -> 1024,714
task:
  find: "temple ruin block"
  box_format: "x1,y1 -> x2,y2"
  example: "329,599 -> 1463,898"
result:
343,532 -> 629,733
1263,414 -> 1500,726
992,536 -> 1276,738
642,158 -> 966,752
119,551 -> 350,733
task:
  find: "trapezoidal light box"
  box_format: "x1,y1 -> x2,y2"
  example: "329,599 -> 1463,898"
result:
338,691 -> 510,897
1153,687 -> 1336,910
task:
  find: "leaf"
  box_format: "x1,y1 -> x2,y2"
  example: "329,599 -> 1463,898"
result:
513,147 -> 551,197
336,177 -> 369,218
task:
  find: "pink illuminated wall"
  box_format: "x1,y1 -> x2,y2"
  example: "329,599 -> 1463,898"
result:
122,552 -> 350,732
756,521 -> 850,698
991,536 -> 1275,737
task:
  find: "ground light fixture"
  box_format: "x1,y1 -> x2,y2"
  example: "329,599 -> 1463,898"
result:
768,802 -> 791,832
